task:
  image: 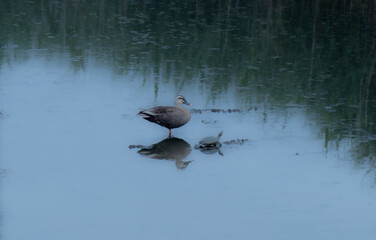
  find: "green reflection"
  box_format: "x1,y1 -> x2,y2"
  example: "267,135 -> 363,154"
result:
1,0 -> 376,176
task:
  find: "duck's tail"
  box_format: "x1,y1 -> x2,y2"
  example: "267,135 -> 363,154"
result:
138,111 -> 159,125
137,110 -> 156,119
137,111 -> 149,118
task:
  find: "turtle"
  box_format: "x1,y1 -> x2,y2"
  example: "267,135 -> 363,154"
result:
195,131 -> 223,149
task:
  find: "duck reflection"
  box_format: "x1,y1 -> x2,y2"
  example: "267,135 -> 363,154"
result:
137,137 -> 192,169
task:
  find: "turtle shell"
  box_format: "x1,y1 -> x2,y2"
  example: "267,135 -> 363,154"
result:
198,131 -> 223,146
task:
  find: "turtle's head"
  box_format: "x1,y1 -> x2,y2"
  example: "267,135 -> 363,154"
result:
175,95 -> 192,106
218,131 -> 223,138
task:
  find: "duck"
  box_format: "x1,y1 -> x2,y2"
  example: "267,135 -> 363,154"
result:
138,95 -> 192,137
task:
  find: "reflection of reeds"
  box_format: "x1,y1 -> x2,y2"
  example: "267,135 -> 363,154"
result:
191,108 -> 242,114
223,139 -> 249,145
1,0 -> 376,175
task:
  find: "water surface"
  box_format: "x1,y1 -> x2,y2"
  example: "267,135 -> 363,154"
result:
1,1 -> 376,240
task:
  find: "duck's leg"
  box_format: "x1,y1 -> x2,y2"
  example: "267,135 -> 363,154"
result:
168,129 -> 172,137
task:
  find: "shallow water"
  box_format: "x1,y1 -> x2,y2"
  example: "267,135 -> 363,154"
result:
1,54 -> 376,240
1,1 -> 376,240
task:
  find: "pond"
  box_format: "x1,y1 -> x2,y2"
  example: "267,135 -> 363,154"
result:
1,1 -> 376,240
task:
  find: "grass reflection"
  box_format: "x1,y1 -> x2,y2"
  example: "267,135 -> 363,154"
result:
1,0 -> 376,176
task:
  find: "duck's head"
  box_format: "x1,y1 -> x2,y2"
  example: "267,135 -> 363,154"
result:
175,95 -> 192,106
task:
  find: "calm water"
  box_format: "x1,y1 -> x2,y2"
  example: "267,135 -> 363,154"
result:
1,1 -> 376,240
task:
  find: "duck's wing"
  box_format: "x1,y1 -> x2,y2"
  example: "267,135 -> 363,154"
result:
138,106 -> 185,128
138,106 -> 176,118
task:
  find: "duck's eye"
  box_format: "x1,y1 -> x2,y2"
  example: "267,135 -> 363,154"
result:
176,95 -> 186,103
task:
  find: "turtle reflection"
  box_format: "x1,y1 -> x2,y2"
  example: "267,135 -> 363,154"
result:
195,145 -> 223,156
137,137 -> 192,169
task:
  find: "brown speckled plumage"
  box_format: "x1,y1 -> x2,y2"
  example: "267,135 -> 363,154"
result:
138,95 -> 192,136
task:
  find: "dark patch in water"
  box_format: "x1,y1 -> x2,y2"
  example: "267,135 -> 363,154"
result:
0,111 -> 8,119
191,108 -> 242,114
223,138 -> 249,145
0,169 -> 9,174
201,119 -> 217,124
128,144 -> 145,149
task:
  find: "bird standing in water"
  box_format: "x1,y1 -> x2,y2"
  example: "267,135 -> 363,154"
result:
138,95 -> 192,137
